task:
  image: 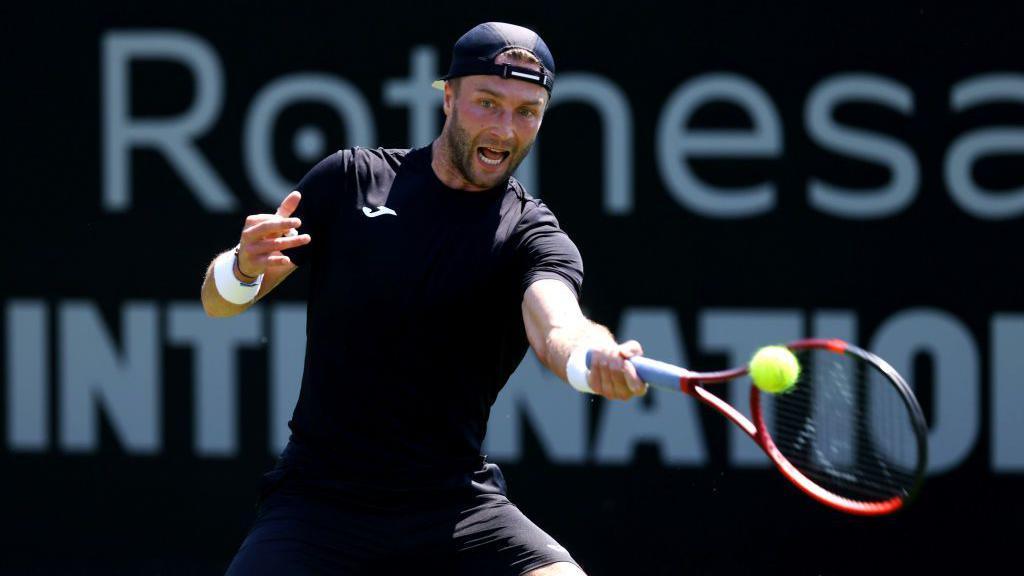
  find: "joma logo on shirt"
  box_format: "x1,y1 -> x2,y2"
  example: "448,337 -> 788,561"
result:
362,206 -> 397,218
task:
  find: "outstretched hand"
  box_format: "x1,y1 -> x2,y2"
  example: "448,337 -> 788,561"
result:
236,191 -> 311,278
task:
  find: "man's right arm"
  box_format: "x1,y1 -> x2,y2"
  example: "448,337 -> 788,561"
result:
201,191 -> 311,318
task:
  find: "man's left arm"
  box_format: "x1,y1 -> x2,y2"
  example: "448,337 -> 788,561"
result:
522,278 -> 647,400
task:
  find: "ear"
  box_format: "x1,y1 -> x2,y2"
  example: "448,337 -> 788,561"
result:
443,82 -> 455,117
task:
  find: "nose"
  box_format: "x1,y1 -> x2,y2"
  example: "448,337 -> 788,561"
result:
489,110 -> 516,142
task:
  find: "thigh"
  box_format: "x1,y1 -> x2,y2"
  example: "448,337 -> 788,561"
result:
225,537 -> 342,576
224,490 -> 393,575
452,494 -> 582,576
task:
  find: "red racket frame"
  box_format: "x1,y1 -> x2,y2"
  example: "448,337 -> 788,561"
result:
669,338 -> 927,516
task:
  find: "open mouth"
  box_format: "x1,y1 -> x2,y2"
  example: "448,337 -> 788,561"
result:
477,146 -> 510,167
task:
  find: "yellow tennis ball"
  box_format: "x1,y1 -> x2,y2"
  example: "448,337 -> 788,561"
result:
749,346 -> 800,394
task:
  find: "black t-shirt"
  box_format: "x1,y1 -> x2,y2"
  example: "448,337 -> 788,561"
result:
278,144 -> 583,497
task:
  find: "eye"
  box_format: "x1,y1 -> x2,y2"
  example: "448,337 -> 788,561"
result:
479,99 -> 495,109
519,108 -> 537,119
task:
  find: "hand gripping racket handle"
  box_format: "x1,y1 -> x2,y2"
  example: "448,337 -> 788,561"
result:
584,351 -> 692,392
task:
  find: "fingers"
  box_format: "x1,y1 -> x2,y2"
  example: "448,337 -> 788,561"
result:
623,358 -> 648,397
585,342 -> 649,400
243,217 -> 302,241
243,234 -> 311,255
265,255 -> 293,267
592,359 -> 617,398
233,194 -> 306,277
618,340 -> 647,395
619,339 -> 644,358
236,237 -> 306,277
587,349 -> 639,401
276,191 -> 302,217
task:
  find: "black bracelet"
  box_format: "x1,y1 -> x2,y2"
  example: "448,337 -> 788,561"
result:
233,246 -> 260,280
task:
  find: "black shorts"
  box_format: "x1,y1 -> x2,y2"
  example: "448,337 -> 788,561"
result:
224,481 -> 580,575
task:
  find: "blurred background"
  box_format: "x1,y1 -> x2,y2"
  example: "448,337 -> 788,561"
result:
2,0 -> 1022,574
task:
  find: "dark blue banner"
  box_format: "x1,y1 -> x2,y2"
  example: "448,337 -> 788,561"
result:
2,1 -> 1021,573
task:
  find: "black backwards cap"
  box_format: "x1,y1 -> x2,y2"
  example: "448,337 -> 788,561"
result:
432,22 -> 555,93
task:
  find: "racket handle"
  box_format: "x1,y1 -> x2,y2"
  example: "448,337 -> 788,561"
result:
584,351 -> 689,391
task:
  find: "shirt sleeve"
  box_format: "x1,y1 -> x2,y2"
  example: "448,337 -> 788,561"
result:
514,200 -> 584,300
285,150 -> 350,268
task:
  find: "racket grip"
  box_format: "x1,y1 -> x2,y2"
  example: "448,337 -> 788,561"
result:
585,351 -> 688,391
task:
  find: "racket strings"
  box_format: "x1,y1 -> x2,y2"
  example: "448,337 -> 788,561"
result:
764,349 -> 921,503
769,422 -> 915,493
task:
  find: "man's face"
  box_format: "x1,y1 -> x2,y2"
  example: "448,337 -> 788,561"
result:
441,61 -> 548,190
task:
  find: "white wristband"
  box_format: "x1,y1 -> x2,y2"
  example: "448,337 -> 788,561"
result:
213,249 -> 263,305
566,346 -> 595,394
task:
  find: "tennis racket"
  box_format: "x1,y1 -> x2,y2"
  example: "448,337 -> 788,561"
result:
587,338 -> 928,516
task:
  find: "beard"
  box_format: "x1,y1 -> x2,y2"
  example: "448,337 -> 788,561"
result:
444,107 -> 534,189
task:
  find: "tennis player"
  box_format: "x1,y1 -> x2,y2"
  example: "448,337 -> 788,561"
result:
203,22 -> 646,575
